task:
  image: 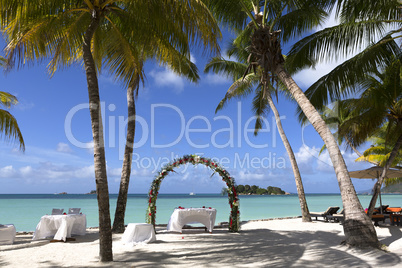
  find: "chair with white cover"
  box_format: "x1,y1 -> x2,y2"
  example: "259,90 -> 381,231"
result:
68,208 -> 81,214
0,224 -> 16,245
51,208 -> 64,215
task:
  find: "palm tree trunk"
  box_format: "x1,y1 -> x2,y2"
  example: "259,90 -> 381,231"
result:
274,64 -> 379,248
266,94 -> 311,222
112,85 -> 136,233
83,10 -> 113,262
367,133 -> 402,217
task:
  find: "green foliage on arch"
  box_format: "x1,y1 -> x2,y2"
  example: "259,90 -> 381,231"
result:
146,154 -> 240,232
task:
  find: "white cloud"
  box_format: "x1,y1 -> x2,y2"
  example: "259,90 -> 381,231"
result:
190,53 -> 196,64
149,68 -> 184,94
236,170 -> 265,181
204,73 -> 231,85
108,167 -> 122,177
85,141 -> 94,154
56,142 -> 73,153
0,165 -> 17,178
292,60 -> 345,89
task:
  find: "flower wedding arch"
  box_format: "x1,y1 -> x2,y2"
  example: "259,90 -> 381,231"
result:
146,154 -> 240,232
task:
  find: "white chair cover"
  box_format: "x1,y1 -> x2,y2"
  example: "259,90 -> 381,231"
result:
32,214 -> 86,241
51,208 -> 64,215
167,208 -> 217,233
121,223 -> 156,246
68,208 -> 81,214
0,224 -> 16,245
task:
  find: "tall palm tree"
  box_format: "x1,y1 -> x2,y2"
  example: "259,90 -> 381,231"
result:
207,0 -> 379,247
205,41 -> 311,222
287,0 -> 401,219
334,58 -> 402,216
0,0 -> 220,261
112,49 -> 200,233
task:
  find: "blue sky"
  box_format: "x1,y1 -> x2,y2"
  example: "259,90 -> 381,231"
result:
0,12 -> 377,194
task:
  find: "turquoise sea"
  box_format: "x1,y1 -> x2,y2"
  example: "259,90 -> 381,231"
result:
0,193 -> 401,232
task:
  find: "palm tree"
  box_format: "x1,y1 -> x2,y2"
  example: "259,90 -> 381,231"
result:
112,48 -> 200,233
207,0 -> 379,247
205,41 -> 311,222
356,132 -> 402,186
0,0 -> 220,261
334,58 -> 402,216
304,100 -> 379,165
356,134 -> 402,170
287,0 -> 401,219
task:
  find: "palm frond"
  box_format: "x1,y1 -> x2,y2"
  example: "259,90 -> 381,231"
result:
294,36 -> 400,117
0,109 -> 25,151
0,91 -> 18,108
215,73 -> 258,113
204,57 -> 248,80
287,21 -> 395,72
252,83 -> 269,135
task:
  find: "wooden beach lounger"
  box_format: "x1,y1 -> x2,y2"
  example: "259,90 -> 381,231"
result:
310,207 -> 339,221
327,209 -> 344,223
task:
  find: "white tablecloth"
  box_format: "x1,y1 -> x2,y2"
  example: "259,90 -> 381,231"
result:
32,214 -> 87,241
121,223 -> 156,246
0,224 -> 16,245
167,208 -> 217,233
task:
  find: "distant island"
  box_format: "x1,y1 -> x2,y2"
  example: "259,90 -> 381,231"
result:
357,183 -> 402,194
222,185 -> 289,195
382,183 -> 402,194
86,190 -> 97,194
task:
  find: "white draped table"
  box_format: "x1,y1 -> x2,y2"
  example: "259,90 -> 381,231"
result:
121,223 -> 156,246
32,214 -> 87,241
0,224 -> 16,245
167,208 -> 217,233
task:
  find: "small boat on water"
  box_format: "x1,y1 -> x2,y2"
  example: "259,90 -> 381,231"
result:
189,192 -> 195,196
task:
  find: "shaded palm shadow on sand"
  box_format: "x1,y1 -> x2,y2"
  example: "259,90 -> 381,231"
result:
100,228 -> 399,267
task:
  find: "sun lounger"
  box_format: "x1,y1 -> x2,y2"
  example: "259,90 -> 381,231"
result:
371,214 -> 385,226
327,209 -> 344,223
310,207 -> 339,221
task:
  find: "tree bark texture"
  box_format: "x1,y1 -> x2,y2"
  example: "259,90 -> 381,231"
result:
83,9 -> 113,262
266,94 -> 311,222
112,86 -> 136,233
274,64 -> 379,248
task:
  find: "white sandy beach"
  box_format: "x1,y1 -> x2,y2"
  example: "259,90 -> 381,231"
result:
1,218 -> 401,267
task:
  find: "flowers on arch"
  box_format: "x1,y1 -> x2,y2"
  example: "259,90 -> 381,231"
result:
146,154 -> 240,232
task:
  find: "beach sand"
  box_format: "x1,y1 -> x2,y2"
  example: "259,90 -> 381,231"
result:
1,218 -> 401,267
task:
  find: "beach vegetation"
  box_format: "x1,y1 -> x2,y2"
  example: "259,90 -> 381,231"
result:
0,91 -> 24,151
0,57 -> 24,151
299,58 -> 402,217
289,0 -> 401,228
344,58 -> 402,216
233,184 -> 286,195
205,28 -> 311,221
0,0 -> 220,262
206,0 -> 380,248
112,20 -> 207,234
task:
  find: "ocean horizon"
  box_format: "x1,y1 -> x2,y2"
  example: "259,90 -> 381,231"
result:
1,193 -> 401,232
